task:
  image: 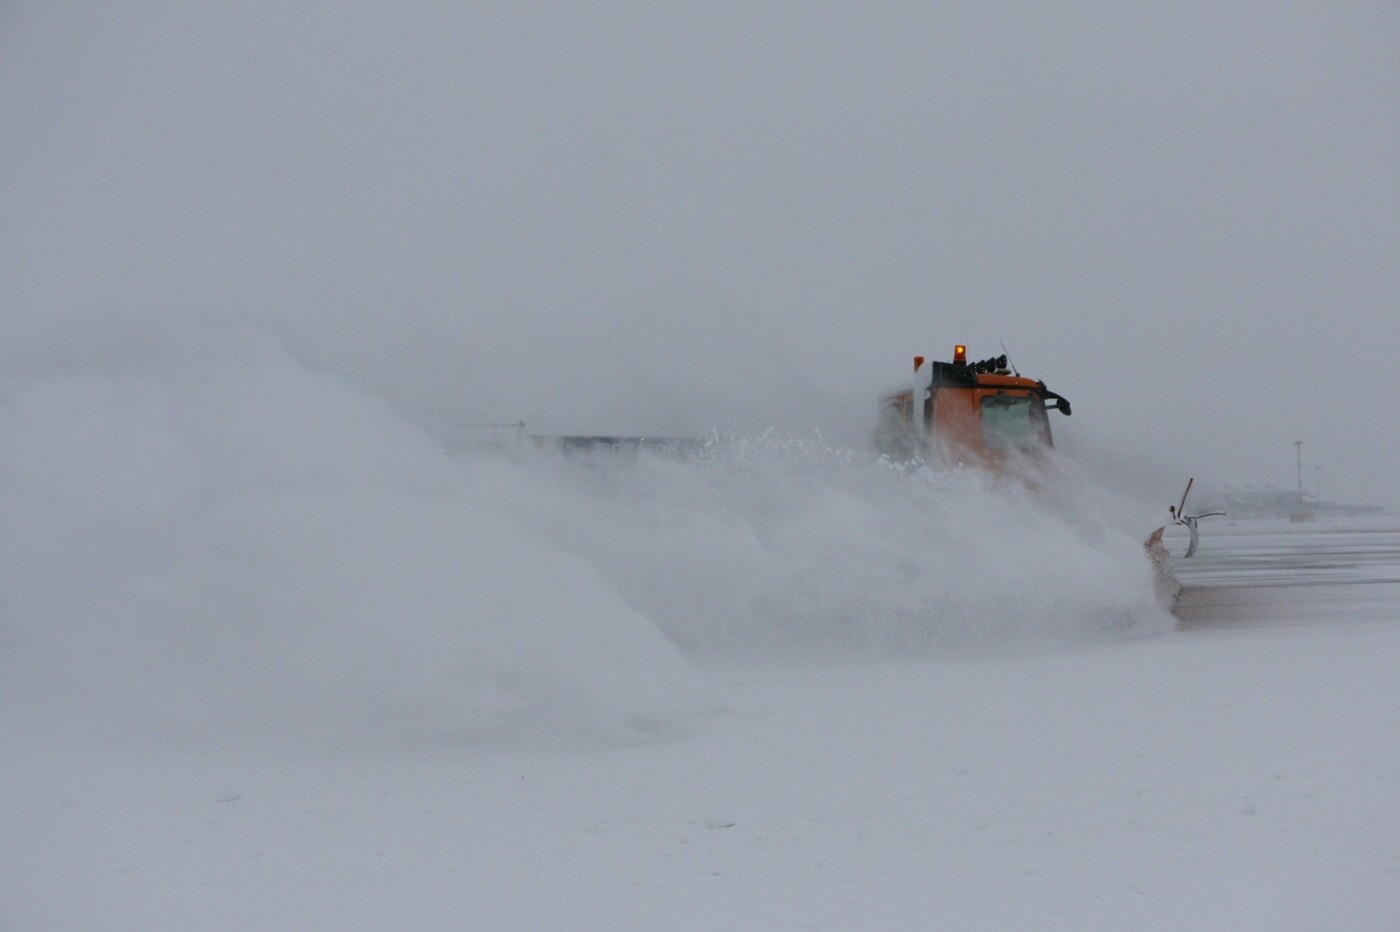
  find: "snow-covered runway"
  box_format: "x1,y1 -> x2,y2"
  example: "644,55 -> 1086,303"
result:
6,519 -> 1398,929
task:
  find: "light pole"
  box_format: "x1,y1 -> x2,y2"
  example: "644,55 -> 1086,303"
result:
1295,440 -> 1304,504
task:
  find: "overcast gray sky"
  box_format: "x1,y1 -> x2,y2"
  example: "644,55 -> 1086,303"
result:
2,2 -> 1396,507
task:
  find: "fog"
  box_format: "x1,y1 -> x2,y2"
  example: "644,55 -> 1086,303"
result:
2,2 -> 1395,505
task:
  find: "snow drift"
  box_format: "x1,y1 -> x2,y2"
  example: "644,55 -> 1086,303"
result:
0,326 -> 1170,754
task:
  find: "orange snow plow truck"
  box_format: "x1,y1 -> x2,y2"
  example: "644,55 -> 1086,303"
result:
874,345 -> 1071,468
875,345 -> 1208,607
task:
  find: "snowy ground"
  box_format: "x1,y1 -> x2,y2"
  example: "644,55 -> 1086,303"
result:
5,515 -> 1398,930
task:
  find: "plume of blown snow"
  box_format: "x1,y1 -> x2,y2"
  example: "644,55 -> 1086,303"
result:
0,328 -> 710,754
476,434 -> 1172,659
0,324 -> 1172,756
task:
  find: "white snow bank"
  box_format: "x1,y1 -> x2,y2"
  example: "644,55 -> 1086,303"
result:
0,328 -> 707,753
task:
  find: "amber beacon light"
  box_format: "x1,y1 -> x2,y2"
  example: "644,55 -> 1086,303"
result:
953,344 -> 967,365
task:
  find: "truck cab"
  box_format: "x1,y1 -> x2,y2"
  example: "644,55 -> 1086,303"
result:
875,346 -> 1071,468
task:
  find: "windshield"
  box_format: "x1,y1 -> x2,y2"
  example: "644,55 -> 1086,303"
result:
979,393 -> 1046,451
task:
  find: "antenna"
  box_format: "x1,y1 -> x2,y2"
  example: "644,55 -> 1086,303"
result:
998,340 -> 1020,376
1176,477 -> 1194,517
